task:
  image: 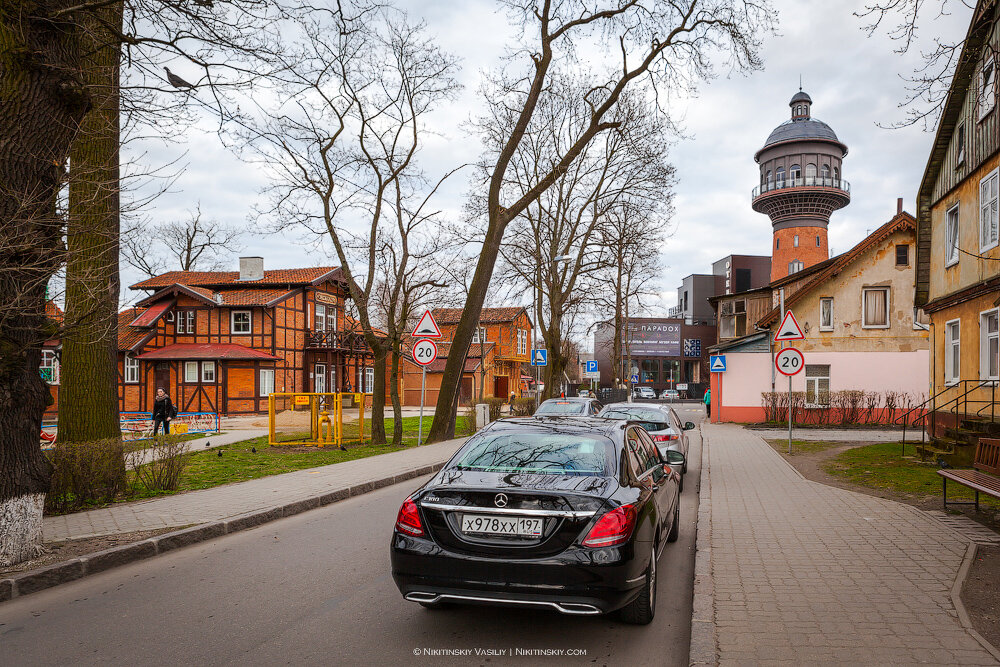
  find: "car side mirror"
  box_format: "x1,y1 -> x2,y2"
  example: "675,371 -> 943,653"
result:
683,421 -> 695,431
663,450 -> 685,467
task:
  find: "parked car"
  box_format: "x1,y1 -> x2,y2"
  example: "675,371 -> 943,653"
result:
660,389 -> 679,401
577,389 -> 591,398
391,417 -> 684,624
632,386 -> 657,400
534,397 -> 603,416
597,403 -> 694,480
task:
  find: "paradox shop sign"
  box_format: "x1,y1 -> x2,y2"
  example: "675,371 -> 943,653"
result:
624,322 -> 681,356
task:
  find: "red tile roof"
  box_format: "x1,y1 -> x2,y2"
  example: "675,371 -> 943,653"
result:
131,267 -> 342,290
136,343 -> 280,361
129,301 -> 172,327
45,301 -> 64,324
431,307 -> 527,325
118,308 -> 152,351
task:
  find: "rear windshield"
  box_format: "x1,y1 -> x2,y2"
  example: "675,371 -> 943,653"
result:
452,432 -> 614,476
601,408 -> 667,422
535,401 -> 587,415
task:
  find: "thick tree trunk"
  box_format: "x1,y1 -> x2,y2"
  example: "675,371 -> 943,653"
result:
369,346 -> 388,446
58,1 -> 123,443
0,0 -> 91,565
389,347 -> 403,446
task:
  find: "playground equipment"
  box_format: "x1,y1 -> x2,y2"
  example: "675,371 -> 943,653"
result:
267,392 -> 373,448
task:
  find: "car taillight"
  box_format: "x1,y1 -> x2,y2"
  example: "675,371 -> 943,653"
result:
653,434 -> 677,442
396,495 -> 424,536
583,504 -> 637,548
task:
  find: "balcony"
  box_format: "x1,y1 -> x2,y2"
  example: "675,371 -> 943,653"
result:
306,329 -> 371,353
751,177 -> 850,200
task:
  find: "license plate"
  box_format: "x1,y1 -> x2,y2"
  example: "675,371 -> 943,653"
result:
461,514 -> 543,537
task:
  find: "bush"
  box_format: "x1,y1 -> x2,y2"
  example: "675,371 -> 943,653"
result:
512,397 -> 535,416
131,435 -> 189,492
456,406 -> 477,436
46,438 -> 127,513
483,397 -> 506,421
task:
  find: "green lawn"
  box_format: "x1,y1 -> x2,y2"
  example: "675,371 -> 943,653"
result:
766,439 -> 840,455
823,442 -> 1000,509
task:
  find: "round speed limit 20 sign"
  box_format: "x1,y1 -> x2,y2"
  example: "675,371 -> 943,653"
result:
775,347 -> 804,376
412,338 -> 438,366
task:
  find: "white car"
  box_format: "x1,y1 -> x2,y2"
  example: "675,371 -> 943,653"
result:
633,386 -> 657,400
660,389 -> 680,400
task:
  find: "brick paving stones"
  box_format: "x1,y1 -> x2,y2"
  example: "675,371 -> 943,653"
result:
701,423 -> 998,666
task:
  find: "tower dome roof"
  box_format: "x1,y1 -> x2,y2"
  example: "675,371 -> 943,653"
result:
762,117 -> 842,148
789,90 -> 812,105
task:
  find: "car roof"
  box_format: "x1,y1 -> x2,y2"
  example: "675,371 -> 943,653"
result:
538,397 -> 594,404
491,416 -> 624,438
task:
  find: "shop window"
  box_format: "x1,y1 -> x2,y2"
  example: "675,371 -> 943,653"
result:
641,359 -> 659,384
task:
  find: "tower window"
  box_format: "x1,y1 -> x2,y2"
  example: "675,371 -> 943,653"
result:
821,164 -> 830,184
834,167 -> 840,182
793,235 -> 799,247
788,260 -> 804,274
776,167 -> 785,186
816,235 -> 821,247
806,163 -> 817,184
775,238 -> 780,249
789,164 -> 801,183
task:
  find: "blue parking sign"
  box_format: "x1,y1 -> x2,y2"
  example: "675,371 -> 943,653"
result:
585,360 -> 598,374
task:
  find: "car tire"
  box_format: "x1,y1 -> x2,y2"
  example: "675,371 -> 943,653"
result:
618,548 -> 656,625
666,501 -> 680,543
678,473 -> 684,493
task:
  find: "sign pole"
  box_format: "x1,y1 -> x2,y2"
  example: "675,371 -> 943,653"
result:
780,288 -> 791,454
418,366 -> 426,445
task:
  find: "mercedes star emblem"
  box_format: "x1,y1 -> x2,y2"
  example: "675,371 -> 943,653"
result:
494,493 -> 508,508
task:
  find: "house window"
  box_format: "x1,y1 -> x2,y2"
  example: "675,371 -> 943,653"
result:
979,58 -> 996,121
356,367 -> 374,393
124,355 -> 139,383
914,307 -> 930,331
946,319 -> 961,384
956,123 -> 966,166
176,310 -> 195,334
315,303 -> 336,332
232,310 -> 251,334
472,326 -> 488,344
805,364 -> 831,407
895,244 -> 909,266
260,368 -> 275,396
819,298 -> 834,332
946,204 -> 960,266
793,235 -> 799,247
980,167 -> 999,251
788,260 -> 804,274
982,309 -> 999,381
735,300 -> 747,337
517,329 -> 527,355
184,361 -> 199,383
40,350 -> 59,385
862,287 -> 890,328
202,361 -> 216,383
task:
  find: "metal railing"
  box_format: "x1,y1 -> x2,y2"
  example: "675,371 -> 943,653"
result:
306,329 -> 371,352
752,177 -> 851,199
896,379 -> 998,454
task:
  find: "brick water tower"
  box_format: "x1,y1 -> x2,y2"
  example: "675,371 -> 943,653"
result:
752,90 -> 850,282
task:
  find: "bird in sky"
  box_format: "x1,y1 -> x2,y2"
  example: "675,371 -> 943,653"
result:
164,67 -> 196,90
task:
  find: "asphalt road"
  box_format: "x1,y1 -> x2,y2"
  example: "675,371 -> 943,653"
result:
0,409 -> 705,667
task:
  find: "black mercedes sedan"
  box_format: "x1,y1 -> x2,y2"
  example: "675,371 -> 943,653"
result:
390,417 -> 683,624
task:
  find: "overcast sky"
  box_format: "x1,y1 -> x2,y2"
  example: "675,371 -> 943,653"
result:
125,0 -> 973,339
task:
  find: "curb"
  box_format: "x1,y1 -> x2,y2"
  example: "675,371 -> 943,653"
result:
951,542 -> 1000,662
0,463 -> 443,604
688,423 -> 717,666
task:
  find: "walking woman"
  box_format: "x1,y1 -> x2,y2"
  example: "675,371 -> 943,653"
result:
152,387 -> 174,436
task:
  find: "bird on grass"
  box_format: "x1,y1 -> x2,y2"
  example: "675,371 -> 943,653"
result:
217,449 -> 223,457
205,441 -> 211,448
164,67 -> 196,91
251,447 -> 257,453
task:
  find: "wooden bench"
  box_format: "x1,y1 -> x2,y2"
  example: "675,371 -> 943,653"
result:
939,438 -> 1000,511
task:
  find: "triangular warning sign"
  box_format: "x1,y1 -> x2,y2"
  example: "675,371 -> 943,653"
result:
711,357 -> 726,371
774,310 -> 805,342
411,309 -> 442,338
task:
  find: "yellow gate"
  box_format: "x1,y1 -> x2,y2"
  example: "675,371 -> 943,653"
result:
267,392 -> 373,448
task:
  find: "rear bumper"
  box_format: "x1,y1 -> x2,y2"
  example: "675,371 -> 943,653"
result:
390,534 -> 646,615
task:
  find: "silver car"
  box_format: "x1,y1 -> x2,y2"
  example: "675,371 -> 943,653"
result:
597,402 -> 694,480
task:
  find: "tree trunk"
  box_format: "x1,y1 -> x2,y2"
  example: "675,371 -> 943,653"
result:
0,0 -> 91,565
389,347 -> 403,446
369,345 -> 388,446
58,1 -> 123,443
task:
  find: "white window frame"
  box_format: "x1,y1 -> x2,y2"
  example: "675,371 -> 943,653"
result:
945,319 -> 961,385
978,57 -> 996,121
819,298 -> 834,332
184,361 -> 199,383
981,308 -> 999,382
805,365 -> 831,408
40,349 -> 60,385
260,368 -> 275,397
946,203 -> 960,267
793,235 -> 799,247
788,260 -> 804,274
202,360 -> 216,383
472,326 -> 488,344
979,167 -> 999,252
176,310 -> 195,334
231,310 -> 252,335
124,355 -> 139,384
861,287 -> 890,329
365,367 -> 374,393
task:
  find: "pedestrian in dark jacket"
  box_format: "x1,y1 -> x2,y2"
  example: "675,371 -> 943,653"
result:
152,388 -> 174,436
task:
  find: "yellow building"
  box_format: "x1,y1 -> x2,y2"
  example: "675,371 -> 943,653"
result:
916,0 -> 1000,460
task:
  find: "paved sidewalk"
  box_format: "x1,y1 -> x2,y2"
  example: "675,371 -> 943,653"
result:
699,423 -> 998,665
44,437 -> 466,542
749,427 -> 906,442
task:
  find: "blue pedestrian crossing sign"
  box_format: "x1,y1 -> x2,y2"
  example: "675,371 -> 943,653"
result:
710,355 -> 727,373
531,349 -> 547,366
630,373 -> 639,383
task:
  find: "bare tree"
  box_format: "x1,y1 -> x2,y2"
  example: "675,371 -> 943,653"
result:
424,0 -> 773,443
122,205 -> 244,279
494,81 -> 675,399
236,5 -> 459,446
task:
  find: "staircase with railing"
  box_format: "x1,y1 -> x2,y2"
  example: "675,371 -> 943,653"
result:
896,379 -> 999,466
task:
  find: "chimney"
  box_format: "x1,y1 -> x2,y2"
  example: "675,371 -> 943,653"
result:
239,256 -> 264,281
897,198 -> 903,215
